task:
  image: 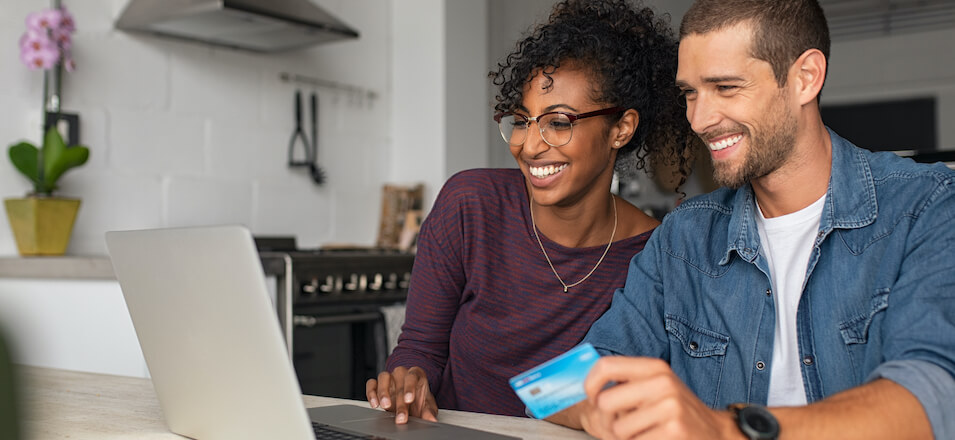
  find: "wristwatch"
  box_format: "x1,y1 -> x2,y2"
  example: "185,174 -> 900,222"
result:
728,403 -> 780,440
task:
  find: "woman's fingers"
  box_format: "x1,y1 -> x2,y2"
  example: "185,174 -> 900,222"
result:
365,378 -> 380,408
375,369 -> 398,410
402,368 -> 422,406
368,367 -> 438,424
406,367 -> 438,421
419,392 -> 439,422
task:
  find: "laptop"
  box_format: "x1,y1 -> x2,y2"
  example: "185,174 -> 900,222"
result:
106,225 -> 519,440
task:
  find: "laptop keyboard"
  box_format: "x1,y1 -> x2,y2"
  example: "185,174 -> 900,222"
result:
312,422 -> 386,440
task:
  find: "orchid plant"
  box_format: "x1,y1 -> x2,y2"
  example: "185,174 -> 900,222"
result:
10,4 -> 89,197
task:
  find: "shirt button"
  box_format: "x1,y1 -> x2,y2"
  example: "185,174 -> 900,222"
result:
689,341 -> 699,350
756,361 -> 766,370
765,288 -> 772,297
803,356 -> 814,366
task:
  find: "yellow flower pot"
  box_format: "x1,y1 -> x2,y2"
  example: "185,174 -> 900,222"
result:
4,197 -> 81,256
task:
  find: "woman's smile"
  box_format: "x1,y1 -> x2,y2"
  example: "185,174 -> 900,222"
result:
529,163 -> 568,179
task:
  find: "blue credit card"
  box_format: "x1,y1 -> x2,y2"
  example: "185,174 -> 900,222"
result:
509,343 -> 601,419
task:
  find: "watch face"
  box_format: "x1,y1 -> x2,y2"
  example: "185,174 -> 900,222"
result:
738,406 -> 780,439
741,409 -> 774,432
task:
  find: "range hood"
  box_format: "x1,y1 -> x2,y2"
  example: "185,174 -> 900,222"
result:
116,0 -> 359,52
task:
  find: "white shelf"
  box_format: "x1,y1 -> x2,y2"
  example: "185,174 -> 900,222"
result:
0,256 -> 115,280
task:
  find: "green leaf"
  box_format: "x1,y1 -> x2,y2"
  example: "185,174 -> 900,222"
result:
44,146 -> 89,191
41,127 -> 66,181
8,142 -> 40,184
41,127 -> 89,192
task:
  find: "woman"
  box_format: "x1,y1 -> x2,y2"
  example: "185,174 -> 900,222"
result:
367,0 -> 692,421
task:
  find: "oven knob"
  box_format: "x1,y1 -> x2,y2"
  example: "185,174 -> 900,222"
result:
368,273 -> 383,291
319,275 -> 336,293
384,273 -> 399,290
302,277 -> 319,294
345,273 -> 360,292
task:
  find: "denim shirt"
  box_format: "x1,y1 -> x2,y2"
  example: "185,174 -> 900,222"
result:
584,129 -> 955,437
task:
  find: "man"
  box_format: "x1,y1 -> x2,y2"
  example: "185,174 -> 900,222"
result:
550,0 -> 955,438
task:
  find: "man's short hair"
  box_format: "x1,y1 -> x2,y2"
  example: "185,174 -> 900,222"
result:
679,0 -> 830,88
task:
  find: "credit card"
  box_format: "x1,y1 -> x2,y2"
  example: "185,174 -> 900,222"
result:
509,343 -> 600,419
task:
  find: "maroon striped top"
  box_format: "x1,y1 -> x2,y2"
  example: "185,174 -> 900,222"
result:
385,168 -> 652,417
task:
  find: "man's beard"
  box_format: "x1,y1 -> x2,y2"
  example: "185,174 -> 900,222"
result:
708,98 -> 798,189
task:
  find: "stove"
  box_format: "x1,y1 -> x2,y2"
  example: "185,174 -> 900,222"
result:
257,241 -> 415,399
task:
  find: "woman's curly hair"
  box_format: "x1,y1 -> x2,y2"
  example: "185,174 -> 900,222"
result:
490,0 -> 695,188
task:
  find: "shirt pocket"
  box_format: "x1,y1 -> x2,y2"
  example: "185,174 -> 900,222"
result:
665,314 -> 730,407
838,288 -> 889,372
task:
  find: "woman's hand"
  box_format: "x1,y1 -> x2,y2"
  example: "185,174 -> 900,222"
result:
365,366 -> 439,424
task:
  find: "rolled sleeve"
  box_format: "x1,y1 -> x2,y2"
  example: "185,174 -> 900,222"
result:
868,359 -> 955,439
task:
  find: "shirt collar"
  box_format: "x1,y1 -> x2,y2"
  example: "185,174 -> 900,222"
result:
720,127 -> 877,265
823,127 -> 878,231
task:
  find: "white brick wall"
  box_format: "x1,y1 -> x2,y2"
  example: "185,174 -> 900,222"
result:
0,0 -> 401,255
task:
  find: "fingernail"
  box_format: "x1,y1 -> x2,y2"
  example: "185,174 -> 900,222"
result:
396,413 -> 407,423
381,397 -> 390,408
405,392 -> 414,403
370,398 -> 378,408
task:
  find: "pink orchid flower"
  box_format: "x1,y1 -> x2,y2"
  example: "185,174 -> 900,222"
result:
20,45 -> 60,70
19,28 -> 53,52
63,56 -> 76,73
25,8 -> 63,32
58,6 -> 76,33
52,27 -> 73,51
18,6 -> 78,72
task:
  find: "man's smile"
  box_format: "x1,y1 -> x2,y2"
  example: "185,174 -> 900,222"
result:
707,133 -> 743,152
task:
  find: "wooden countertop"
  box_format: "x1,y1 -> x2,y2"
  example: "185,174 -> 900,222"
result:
17,366 -> 594,439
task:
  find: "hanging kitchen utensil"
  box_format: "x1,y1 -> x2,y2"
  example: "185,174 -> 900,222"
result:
308,91 -> 327,184
287,90 -> 311,167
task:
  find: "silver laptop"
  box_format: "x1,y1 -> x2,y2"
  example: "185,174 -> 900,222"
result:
106,225 -> 519,440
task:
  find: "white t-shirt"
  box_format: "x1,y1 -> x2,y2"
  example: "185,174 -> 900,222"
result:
755,194 -> 826,407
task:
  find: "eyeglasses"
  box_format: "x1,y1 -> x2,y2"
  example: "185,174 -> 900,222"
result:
493,107 -> 624,147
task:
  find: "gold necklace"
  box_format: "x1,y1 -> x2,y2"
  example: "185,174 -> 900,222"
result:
530,194 -> 617,293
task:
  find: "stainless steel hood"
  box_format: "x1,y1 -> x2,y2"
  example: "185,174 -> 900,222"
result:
116,0 -> 359,52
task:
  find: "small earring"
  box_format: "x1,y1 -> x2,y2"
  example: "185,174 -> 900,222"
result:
614,141 -> 621,147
